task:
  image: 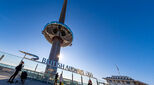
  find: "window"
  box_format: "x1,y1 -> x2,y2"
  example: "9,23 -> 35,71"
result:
126,81 -> 130,84
117,81 -> 120,83
109,80 -> 112,82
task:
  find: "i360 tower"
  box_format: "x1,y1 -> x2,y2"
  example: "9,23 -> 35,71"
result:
42,0 -> 73,74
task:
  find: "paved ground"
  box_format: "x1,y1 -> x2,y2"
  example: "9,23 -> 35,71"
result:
0,71 -> 50,85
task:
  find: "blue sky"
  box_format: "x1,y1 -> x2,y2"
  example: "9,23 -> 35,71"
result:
0,0 -> 154,84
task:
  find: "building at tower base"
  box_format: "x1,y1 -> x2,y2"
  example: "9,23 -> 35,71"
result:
103,76 -> 147,85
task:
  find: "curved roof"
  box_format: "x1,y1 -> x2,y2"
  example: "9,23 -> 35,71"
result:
20,51 -> 39,61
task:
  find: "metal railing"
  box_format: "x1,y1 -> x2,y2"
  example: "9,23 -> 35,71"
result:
0,51 -> 99,85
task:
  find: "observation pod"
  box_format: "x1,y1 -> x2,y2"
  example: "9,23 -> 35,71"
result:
42,21 -> 73,47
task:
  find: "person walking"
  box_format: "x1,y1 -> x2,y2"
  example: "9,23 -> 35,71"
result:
88,79 -> 92,85
59,72 -> 64,85
8,61 -> 24,83
54,73 -> 59,85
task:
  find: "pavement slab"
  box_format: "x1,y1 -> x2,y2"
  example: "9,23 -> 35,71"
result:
0,72 -> 50,85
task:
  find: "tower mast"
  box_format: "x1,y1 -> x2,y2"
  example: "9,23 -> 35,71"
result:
59,0 -> 67,23
42,0 -> 73,74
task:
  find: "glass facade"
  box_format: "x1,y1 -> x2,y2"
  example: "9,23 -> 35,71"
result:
0,51 -> 99,85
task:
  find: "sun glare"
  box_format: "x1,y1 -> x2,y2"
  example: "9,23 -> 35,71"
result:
58,54 -> 63,61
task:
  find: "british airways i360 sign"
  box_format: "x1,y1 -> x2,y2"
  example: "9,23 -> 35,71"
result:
42,58 -> 93,78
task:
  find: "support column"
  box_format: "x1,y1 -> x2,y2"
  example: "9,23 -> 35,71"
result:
72,72 -> 74,85
45,37 -> 61,74
96,78 -> 99,85
34,64 -> 38,72
0,55 -> 5,61
81,75 -> 83,85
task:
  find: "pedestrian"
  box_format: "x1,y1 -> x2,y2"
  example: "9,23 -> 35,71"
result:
59,72 -> 64,85
20,71 -> 27,84
54,73 -> 59,85
88,79 -> 92,85
8,61 -> 24,83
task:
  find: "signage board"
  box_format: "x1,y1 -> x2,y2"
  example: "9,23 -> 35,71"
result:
42,58 -> 93,77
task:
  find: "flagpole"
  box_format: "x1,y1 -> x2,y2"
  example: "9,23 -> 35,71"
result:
115,64 -> 121,76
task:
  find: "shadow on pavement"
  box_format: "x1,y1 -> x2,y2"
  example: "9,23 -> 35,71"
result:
0,77 -> 51,85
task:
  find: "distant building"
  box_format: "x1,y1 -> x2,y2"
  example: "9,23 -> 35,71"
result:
103,76 -> 147,85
